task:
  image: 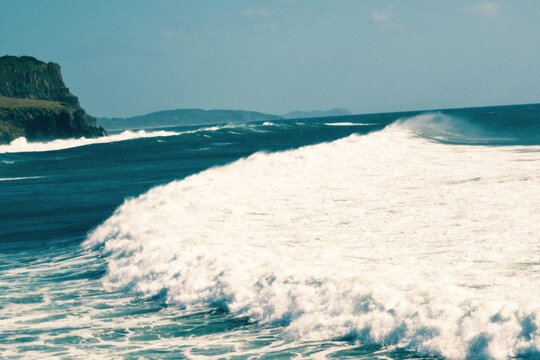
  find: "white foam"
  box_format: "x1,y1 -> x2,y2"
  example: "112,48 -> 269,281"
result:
201,125 -> 225,132
325,122 -> 378,126
0,176 -> 43,181
0,130 -> 180,154
86,118 -> 540,359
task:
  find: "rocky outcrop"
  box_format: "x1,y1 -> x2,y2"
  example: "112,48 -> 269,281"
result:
0,97 -> 104,143
0,55 -> 105,144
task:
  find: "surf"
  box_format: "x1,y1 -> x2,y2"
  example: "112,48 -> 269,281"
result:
85,118 -> 540,359
0,123 -> 286,154
0,129 -> 182,154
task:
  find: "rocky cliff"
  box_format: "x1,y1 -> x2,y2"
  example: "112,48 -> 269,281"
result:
0,55 -> 105,144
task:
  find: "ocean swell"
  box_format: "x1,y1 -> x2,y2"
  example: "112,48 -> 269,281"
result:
85,124 -> 540,359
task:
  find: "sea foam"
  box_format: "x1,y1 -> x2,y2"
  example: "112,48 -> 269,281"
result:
85,116 -> 540,359
0,176 -> 44,181
325,122 -> 378,126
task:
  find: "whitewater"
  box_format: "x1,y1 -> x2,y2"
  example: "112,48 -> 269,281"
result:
86,120 -> 540,359
1,108 -> 539,359
0,125 -> 230,154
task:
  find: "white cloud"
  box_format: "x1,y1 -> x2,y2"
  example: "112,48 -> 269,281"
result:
464,2 -> 499,17
371,9 -> 405,31
371,10 -> 391,24
242,8 -> 275,18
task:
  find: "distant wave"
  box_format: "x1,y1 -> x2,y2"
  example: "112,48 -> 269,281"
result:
0,176 -> 43,181
0,123 -> 258,154
86,125 -> 540,359
0,130 -> 181,154
0,124 -> 237,154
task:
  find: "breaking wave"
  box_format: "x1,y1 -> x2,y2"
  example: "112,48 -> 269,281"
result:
0,124 -> 238,154
0,130 -> 181,154
85,117 -> 540,359
325,122 -> 379,126
0,176 -> 44,181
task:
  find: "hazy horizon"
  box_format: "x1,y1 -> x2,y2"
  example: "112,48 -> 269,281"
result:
2,0 -> 540,118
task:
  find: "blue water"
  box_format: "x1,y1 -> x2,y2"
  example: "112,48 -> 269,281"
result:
1,104 -> 539,358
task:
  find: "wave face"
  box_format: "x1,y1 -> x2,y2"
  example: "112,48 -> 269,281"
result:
86,118 -> 540,359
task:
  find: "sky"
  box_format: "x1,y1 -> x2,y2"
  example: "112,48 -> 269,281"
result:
1,0 -> 540,118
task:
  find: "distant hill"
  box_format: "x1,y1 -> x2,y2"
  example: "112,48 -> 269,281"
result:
0,55 -> 105,144
99,109 -> 283,130
283,108 -> 352,119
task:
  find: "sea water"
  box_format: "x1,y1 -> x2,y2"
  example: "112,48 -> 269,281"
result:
1,105 -> 539,359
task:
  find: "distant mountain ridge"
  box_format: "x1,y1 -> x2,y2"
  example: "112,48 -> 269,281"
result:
99,109 -> 283,130
0,55 -> 105,144
283,108 -> 352,119
99,108 -> 358,130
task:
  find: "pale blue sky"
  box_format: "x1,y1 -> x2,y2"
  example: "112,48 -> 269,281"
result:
1,0 -> 539,117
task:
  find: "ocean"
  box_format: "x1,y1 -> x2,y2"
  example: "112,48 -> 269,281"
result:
1,104 -> 539,359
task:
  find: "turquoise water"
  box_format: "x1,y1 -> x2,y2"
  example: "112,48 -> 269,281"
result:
1,105 -> 539,358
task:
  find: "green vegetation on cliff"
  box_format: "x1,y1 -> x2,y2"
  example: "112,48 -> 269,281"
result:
0,55 -> 105,144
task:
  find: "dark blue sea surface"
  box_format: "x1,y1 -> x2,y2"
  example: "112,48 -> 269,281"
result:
1,104 -> 539,358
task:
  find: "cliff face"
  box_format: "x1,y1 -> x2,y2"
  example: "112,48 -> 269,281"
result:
0,96 -> 104,144
0,55 -> 105,144
0,56 -> 80,107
